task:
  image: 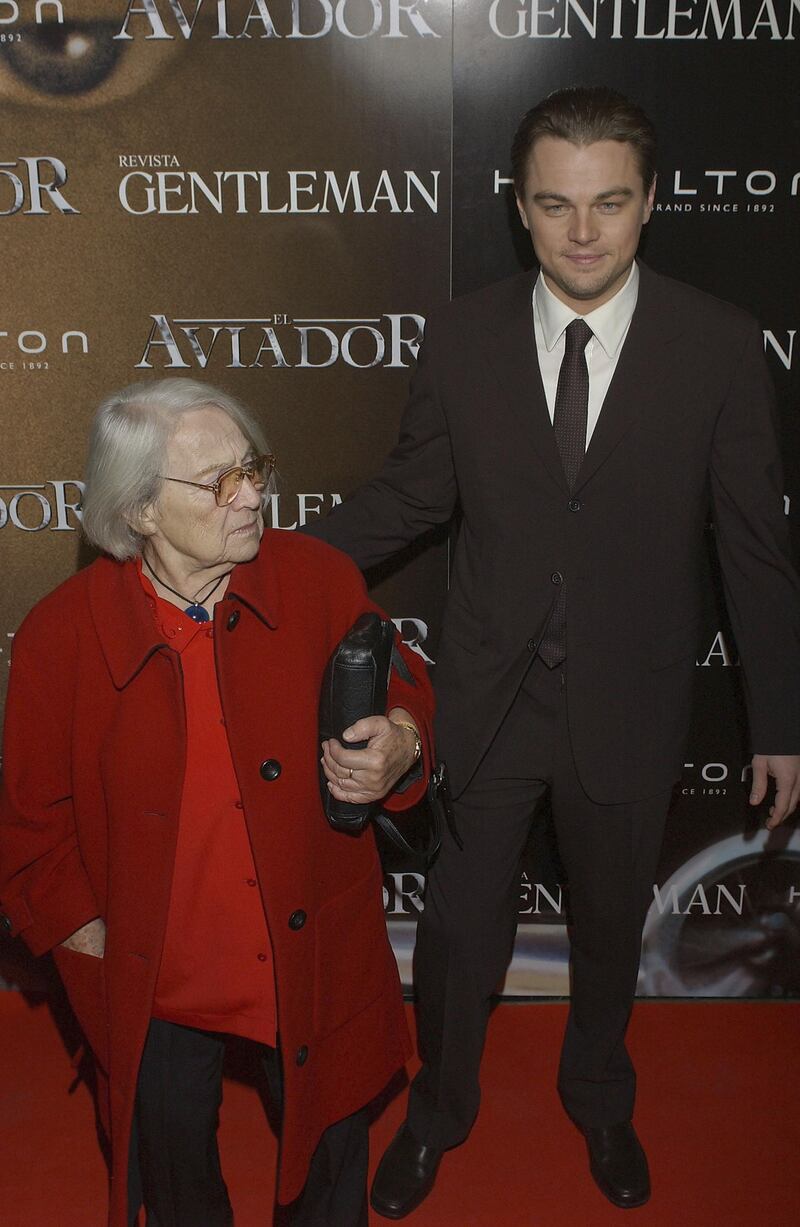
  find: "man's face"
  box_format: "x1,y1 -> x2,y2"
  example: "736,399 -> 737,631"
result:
515,137 -> 655,313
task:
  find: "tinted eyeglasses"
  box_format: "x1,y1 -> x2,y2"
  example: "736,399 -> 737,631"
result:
162,454 -> 275,507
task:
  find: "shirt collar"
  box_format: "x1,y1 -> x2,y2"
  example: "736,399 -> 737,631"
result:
136,558 -> 209,651
533,261 -> 640,359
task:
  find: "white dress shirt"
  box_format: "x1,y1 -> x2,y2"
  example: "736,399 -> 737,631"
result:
533,262 -> 640,447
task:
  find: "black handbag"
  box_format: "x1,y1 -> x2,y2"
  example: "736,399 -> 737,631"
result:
319,611 -> 394,835
319,612 -> 457,868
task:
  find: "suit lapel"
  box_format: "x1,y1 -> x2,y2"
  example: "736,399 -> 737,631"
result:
574,263 -> 685,493
477,271 -> 570,496
474,263 -> 685,496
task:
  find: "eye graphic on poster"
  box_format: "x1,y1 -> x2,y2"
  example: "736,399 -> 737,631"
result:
0,6 -> 184,107
1,20 -> 124,96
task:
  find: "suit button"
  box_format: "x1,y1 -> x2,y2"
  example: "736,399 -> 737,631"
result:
226,609 -> 240,631
0,915 -> 12,934
551,572 -> 563,585
527,638 -> 537,652
296,1045 -> 309,1067
568,499 -> 581,512
289,909 -> 307,931
260,759 -> 281,781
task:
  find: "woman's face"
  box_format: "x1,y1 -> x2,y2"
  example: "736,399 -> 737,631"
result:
142,404 -> 264,572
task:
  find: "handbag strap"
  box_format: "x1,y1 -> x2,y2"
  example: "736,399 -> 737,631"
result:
374,763 -> 461,870
390,643 -> 415,685
374,810 -> 440,869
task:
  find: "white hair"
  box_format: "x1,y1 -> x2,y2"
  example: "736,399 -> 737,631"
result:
81,377 -> 276,561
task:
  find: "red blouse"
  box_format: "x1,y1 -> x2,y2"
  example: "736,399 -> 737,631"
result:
139,564 -> 277,1045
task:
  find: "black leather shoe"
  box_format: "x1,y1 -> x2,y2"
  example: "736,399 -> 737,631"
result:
582,1121 -> 651,1208
370,1123 -> 443,1219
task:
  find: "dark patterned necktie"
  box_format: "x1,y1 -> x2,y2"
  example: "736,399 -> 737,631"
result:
538,318 -> 592,668
553,317 -> 592,488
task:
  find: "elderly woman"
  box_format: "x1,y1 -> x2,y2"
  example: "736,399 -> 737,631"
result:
0,378 -> 433,1227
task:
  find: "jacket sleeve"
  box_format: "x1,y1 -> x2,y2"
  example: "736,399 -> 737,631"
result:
0,615 -> 99,957
302,316 -> 458,570
709,317 -> 800,754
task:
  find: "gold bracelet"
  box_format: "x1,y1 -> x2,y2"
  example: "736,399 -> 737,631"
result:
392,720 -> 422,764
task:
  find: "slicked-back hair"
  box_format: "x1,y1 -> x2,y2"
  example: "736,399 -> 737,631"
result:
81,377 -> 277,561
511,86 -> 657,198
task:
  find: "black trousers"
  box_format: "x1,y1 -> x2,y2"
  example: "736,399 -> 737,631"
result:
128,1018 -> 369,1227
407,660 -> 670,1149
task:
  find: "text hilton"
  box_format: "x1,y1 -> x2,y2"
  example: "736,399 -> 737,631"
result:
0,1 -> 65,27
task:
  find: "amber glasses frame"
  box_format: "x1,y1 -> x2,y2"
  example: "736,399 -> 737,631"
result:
161,454 -> 276,507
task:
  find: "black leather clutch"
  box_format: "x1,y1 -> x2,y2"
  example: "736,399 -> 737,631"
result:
319,612 -> 453,868
319,612 -> 394,834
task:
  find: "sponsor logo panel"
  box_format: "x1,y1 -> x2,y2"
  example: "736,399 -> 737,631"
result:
0,1 -> 65,31
0,155 -> 77,214
112,0 -> 442,41
135,312 -> 425,368
0,480 -> 84,531
488,0 -> 800,41
117,161 -> 440,215
0,326 -> 89,370
1,156 -> 442,217
493,166 -> 800,217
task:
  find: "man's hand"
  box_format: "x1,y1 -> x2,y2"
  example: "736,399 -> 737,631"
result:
322,706 -> 420,805
60,917 -> 106,958
749,754 -> 800,829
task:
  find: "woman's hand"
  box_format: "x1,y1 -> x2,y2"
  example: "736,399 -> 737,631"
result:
322,707 -> 420,804
60,917 -> 106,958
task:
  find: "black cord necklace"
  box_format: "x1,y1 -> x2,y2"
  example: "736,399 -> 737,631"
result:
143,558 -> 232,624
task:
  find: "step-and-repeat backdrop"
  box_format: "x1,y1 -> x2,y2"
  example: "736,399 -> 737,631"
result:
1,0 -> 798,1000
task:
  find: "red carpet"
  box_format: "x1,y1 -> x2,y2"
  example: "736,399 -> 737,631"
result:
1,993 -> 798,1226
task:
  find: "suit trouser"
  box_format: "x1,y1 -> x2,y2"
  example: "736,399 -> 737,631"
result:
406,658 -> 670,1149
128,1017 -> 369,1227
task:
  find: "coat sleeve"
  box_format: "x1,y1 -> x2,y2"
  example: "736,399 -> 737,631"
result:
0,613 -> 100,957
709,317 -> 800,754
302,316 -> 458,570
381,616 -> 435,814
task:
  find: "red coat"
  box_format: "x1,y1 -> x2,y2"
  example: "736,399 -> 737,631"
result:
0,531 -> 434,1226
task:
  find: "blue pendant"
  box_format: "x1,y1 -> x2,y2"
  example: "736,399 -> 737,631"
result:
185,604 -> 210,623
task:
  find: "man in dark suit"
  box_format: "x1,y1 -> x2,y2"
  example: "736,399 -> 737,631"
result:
310,87 -> 800,1216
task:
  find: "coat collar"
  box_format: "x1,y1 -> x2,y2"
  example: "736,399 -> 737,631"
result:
478,260 -> 686,494
226,532 -> 282,629
88,532 -> 283,689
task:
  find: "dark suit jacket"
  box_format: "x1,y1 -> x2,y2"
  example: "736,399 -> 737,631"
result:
305,262 -> 800,803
